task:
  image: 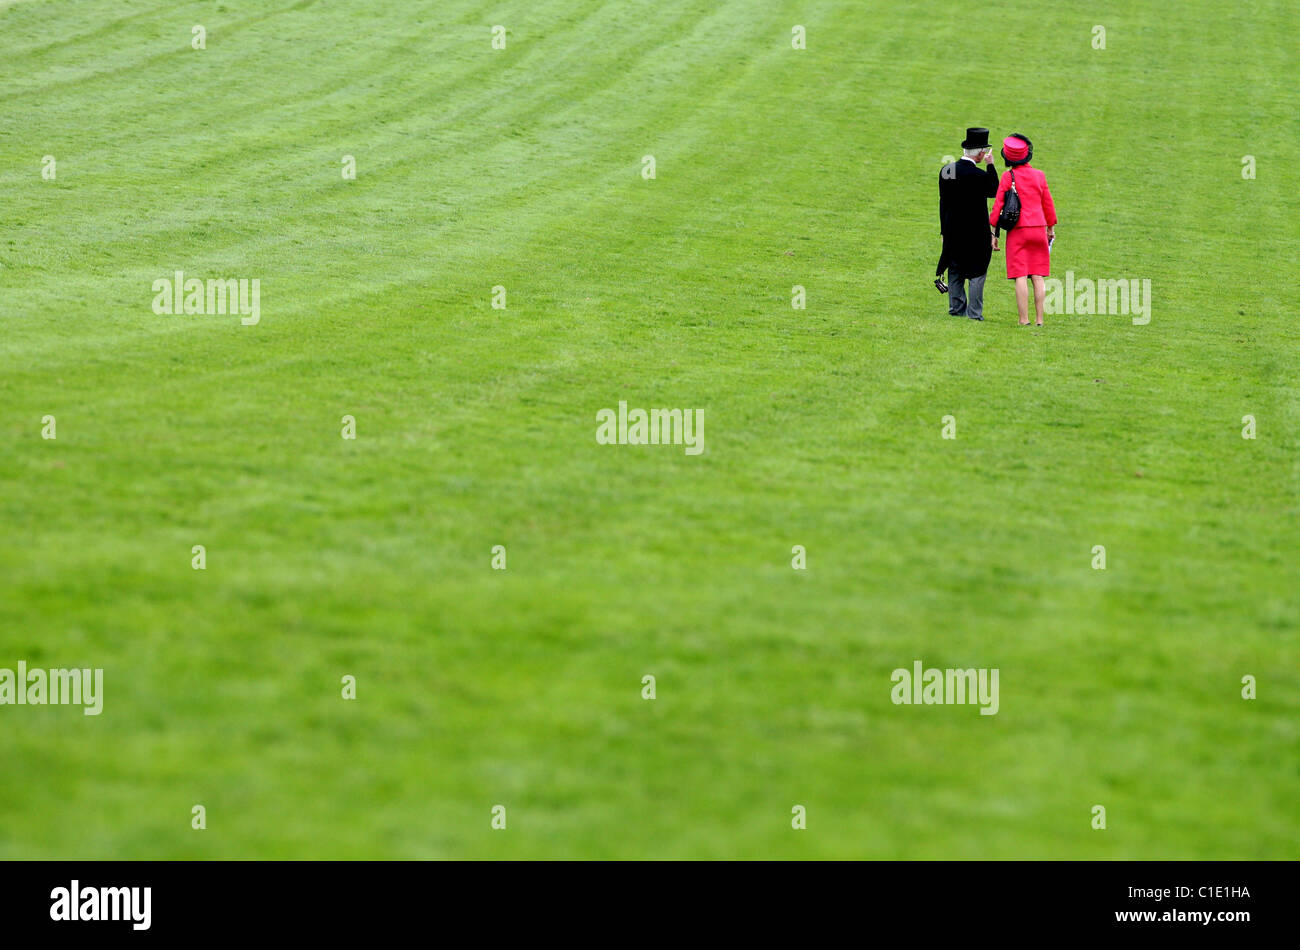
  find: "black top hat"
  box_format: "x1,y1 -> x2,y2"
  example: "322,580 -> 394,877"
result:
961,127 -> 990,149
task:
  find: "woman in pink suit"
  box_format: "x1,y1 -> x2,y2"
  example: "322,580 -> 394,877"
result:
990,134 -> 1056,325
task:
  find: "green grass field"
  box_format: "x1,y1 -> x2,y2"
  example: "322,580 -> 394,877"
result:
1,0 -> 1297,859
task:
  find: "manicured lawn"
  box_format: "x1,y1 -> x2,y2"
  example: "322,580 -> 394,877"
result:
0,0 -> 1296,858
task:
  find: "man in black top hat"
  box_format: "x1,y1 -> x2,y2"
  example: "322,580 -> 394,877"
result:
936,127 -> 999,320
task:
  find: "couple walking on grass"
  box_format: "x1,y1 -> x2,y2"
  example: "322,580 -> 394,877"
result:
935,128 -> 1057,326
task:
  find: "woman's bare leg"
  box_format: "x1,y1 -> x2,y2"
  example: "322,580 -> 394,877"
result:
1015,277 -> 1029,324
1032,275 -> 1046,325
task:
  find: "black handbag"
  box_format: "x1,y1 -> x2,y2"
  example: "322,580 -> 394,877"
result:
996,168 -> 1021,231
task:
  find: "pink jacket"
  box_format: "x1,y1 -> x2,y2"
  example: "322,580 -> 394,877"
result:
990,164 -> 1056,228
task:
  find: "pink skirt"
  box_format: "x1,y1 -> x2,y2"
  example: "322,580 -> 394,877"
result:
1005,225 -> 1050,278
